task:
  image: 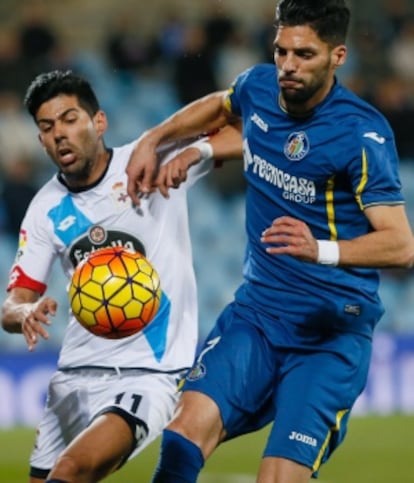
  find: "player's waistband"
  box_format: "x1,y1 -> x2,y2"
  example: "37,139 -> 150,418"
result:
58,365 -> 190,377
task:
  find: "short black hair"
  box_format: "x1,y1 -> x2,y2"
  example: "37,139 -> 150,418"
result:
275,0 -> 350,46
24,70 -> 100,118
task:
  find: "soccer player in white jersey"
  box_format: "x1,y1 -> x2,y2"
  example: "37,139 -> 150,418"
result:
0,70 -> 221,483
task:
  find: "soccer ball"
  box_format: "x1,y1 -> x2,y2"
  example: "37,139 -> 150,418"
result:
68,246 -> 161,339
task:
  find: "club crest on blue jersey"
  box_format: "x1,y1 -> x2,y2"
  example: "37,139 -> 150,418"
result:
284,131 -> 310,161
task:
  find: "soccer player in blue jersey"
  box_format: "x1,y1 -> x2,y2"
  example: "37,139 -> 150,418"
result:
126,0 -> 414,481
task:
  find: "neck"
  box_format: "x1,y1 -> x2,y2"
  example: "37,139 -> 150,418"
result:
62,147 -> 111,190
278,95 -> 314,117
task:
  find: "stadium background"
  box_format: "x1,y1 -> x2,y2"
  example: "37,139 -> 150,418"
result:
1,1 -> 414,481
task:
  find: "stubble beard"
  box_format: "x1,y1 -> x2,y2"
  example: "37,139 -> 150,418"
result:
62,157 -> 94,184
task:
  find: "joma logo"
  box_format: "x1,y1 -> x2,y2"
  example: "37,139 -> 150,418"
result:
251,113 -> 268,132
288,431 -> 317,447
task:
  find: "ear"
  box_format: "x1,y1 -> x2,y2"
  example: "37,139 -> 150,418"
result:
94,110 -> 108,137
332,44 -> 347,68
38,133 -> 46,149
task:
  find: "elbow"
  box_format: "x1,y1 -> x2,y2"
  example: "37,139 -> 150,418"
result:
395,240 -> 414,269
399,259 -> 414,270
402,257 -> 414,270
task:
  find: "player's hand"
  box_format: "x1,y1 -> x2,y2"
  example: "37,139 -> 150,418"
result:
155,147 -> 202,198
22,297 -> 57,351
261,216 -> 319,262
126,134 -> 160,205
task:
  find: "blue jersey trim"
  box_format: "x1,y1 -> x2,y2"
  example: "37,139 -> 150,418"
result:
143,291 -> 170,362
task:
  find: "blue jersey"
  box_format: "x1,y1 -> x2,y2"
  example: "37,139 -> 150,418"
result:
225,64 -> 404,337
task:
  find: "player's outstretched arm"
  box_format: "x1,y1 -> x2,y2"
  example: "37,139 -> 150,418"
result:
126,91 -> 235,204
261,205 -> 414,268
156,123 -> 243,198
1,287 -> 56,351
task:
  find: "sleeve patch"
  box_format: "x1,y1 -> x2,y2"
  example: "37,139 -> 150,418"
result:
7,265 -> 47,295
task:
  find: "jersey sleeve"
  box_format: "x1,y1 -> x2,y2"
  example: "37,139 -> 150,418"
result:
348,122 -> 404,209
6,199 -> 57,294
224,66 -> 255,117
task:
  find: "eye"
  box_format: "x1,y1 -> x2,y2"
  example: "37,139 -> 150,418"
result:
274,46 -> 286,56
297,49 -> 315,60
65,116 -> 78,124
39,124 -> 52,133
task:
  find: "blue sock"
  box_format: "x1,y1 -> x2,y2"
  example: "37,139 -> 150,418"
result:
152,429 -> 205,482
45,480 -> 68,483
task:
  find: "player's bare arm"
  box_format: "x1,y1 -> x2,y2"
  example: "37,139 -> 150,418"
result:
261,205 -> 414,268
126,91 -> 234,204
156,124 -> 244,198
2,287 -> 56,351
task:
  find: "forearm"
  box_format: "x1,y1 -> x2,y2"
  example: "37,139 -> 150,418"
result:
337,228 -> 414,268
208,122 -> 243,160
126,91 -> 240,202
336,204 -> 414,268
262,206 -> 414,269
142,91 -> 231,145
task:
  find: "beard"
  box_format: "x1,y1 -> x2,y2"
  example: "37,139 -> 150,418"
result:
278,59 -> 332,107
61,157 -> 94,184
280,75 -> 326,106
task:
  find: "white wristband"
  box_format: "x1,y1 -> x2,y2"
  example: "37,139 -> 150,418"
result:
317,240 -> 339,266
194,141 -> 214,161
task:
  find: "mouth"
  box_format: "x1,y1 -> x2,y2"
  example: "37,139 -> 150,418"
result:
279,78 -> 301,89
57,147 -> 76,165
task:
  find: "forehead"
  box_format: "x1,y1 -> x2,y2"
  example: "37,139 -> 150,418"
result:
275,24 -> 327,50
35,94 -> 82,121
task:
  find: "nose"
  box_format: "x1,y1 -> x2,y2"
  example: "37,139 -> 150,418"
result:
278,52 -> 297,74
52,122 -> 66,142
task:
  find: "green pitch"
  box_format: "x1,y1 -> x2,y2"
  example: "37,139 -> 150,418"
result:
1,415 -> 412,482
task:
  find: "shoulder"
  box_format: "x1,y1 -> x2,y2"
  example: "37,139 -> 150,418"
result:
229,64 -> 277,112
323,83 -> 395,153
111,141 -> 137,168
28,175 -> 66,211
334,84 -> 393,134
234,63 -> 276,86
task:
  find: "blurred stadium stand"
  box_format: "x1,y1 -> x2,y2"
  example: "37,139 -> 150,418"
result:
1,0 -> 414,424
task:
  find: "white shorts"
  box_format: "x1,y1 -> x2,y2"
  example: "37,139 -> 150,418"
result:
30,368 -> 182,474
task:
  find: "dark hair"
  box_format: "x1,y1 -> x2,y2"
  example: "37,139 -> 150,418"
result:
275,0 -> 350,46
24,70 -> 100,118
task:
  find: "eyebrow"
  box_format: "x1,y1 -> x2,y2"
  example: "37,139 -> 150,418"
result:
274,41 -> 317,53
36,107 -> 79,125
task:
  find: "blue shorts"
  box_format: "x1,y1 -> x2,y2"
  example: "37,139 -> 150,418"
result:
183,301 -> 372,475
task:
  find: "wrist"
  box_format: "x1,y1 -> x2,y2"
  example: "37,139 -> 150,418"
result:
194,141 -> 214,161
317,240 -> 339,266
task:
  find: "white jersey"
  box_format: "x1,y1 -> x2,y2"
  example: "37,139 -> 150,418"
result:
8,140 -> 211,372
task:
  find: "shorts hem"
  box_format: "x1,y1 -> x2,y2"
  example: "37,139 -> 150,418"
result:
30,466 -> 50,479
